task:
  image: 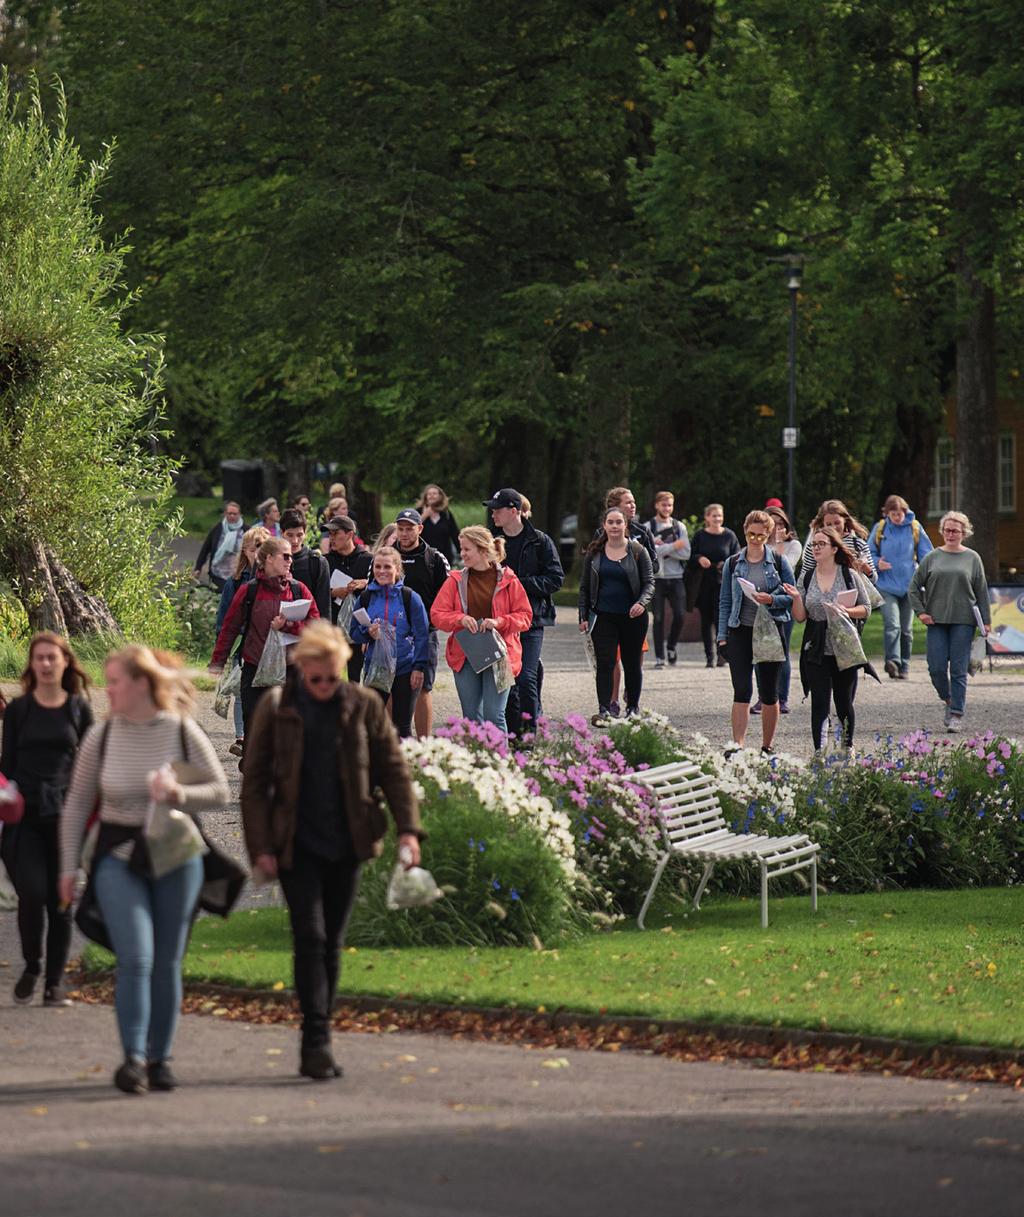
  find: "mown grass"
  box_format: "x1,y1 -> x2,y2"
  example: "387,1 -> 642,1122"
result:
83,887 -> 1024,1047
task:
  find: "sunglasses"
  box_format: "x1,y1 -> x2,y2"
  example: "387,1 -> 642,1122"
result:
305,674 -> 341,687
745,531 -> 768,542
279,553 -> 294,561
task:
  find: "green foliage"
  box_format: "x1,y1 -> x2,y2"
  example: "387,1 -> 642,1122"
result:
347,778 -> 574,949
0,76 -> 180,642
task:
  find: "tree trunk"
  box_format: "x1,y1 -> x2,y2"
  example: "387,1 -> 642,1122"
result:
955,245 -> 998,575
8,535 -> 68,635
574,390 -> 631,577
345,469 -> 382,537
875,399 -> 940,520
45,548 -> 120,636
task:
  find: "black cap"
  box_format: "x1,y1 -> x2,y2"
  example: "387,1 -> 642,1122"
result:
482,488 -> 523,510
325,515 -> 356,533
395,508 -> 422,525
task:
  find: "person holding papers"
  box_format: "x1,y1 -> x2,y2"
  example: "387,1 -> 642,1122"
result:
430,526 -> 532,734
909,511 -> 990,735
717,510 -> 799,757
325,516 -> 372,683
348,547 -> 429,738
790,525 -> 875,752
209,537 -> 319,743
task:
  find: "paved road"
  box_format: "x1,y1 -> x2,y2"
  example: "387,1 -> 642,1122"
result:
2,1000 -> 1023,1217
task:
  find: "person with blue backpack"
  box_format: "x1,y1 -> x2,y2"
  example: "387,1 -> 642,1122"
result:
867,494 -> 934,680
348,546 -> 430,738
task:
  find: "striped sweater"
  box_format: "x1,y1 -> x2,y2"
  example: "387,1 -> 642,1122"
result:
60,713 -> 229,875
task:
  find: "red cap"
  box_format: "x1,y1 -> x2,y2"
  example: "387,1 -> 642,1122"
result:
764,497 -> 784,509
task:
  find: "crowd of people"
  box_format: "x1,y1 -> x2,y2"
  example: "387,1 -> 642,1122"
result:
0,479 -> 993,1091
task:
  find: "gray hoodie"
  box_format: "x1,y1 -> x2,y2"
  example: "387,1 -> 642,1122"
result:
645,517 -> 690,580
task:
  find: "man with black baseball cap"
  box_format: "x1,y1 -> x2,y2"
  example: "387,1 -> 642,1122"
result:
325,515 -> 372,683
394,508 -> 450,736
485,487 -> 563,741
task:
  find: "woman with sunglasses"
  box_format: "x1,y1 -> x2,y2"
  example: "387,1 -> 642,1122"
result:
790,526 -> 874,751
717,510 -> 800,756
209,536 -> 320,739
241,621 -> 422,1080
909,511 -> 990,733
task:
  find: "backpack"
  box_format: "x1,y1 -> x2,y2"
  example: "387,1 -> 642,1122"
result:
876,516 -> 921,562
240,578 -> 305,643
358,585 -> 414,624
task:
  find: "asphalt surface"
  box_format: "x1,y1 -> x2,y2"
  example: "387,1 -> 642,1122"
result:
2,1000 -> 1024,1217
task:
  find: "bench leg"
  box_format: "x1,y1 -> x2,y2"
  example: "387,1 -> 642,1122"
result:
811,854 -> 818,913
692,861 -> 715,911
760,863 -> 769,929
637,852 -> 670,930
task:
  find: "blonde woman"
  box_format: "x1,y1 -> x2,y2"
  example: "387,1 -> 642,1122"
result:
241,622 -> 421,1080
909,511 -> 990,732
59,648 -> 229,1094
430,526 -> 533,732
415,484 -> 460,564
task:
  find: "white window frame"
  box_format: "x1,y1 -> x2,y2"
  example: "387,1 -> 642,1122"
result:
998,432 -> 1016,514
929,436 -> 954,517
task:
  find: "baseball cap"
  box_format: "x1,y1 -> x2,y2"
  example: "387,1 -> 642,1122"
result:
764,497 -> 784,509
325,515 -> 356,533
395,508 -> 422,525
482,488 -> 523,510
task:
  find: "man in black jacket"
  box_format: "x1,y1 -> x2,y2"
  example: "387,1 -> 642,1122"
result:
281,507 -> 331,621
394,509 -> 451,737
325,516 -> 372,684
486,488 -> 564,740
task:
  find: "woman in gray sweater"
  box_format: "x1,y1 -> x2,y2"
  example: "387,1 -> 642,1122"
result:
909,511 -> 990,733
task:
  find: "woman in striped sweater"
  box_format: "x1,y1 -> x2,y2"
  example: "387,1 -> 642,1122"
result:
59,647 -> 229,1095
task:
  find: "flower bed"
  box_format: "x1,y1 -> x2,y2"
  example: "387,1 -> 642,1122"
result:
348,712 -> 1024,949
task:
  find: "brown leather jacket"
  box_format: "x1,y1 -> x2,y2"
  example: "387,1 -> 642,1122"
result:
240,678 -> 422,870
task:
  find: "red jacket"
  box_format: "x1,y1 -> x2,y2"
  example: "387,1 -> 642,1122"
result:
430,567 -> 533,677
212,574 -> 319,668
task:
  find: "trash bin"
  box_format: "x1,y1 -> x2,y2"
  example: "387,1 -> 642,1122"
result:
220,460 -> 264,511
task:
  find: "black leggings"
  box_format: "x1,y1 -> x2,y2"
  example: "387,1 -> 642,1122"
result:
3,817 -> 72,986
726,625 -> 781,706
696,580 -> 721,662
591,612 -> 647,711
375,673 -> 420,738
805,658 -> 859,749
240,661 -> 273,736
278,843 -> 361,1051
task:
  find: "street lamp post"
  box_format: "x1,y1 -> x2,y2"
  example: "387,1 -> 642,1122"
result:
776,257 -> 803,524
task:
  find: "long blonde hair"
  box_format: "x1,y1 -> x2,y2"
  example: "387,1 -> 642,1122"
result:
460,525 -> 506,567
233,525 -> 270,580
106,645 -> 195,716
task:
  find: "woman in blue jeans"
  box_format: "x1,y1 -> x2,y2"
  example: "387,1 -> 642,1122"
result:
909,511 -> 990,733
60,647 -> 229,1094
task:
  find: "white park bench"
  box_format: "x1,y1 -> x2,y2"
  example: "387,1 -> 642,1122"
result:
628,760 -> 820,929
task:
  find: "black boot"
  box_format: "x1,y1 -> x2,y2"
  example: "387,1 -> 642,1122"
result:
300,1045 -> 342,1080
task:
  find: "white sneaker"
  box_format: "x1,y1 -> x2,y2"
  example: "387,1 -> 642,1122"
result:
948,714 -> 963,734
943,702 -> 952,729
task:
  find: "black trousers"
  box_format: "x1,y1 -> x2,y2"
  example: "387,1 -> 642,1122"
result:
3,816 -> 72,986
375,673 -> 420,738
696,579 -> 721,662
240,661 -> 273,736
278,842 -> 362,1050
726,625 -> 782,706
805,657 -> 859,749
651,579 -> 686,658
591,612 -> 647,712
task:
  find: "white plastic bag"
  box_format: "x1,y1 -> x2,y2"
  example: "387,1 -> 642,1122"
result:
140,788 -> 208,880
386,861 -> 443,909
253,629 -> 288,688
363,621 -> 398,694
213,660 -> 242,718
752,606 -> 785,663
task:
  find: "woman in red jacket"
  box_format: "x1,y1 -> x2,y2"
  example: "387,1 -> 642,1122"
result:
209,537 -> 319,740
430,526 -> 532,734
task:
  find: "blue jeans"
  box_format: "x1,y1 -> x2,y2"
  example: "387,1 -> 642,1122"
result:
925,623 -> 975,715
505,626 -> 544,737
881,592 -> 914,672
94,852 -> 204,1062
233,691 -> 244,739
453,663 -> 510,733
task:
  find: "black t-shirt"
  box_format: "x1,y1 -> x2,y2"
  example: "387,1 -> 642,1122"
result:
0,694 -> 93,814
690,528 -> 741,578
501,530 -> 528,575
326,548 -> 373,623
294,686 -> 353,862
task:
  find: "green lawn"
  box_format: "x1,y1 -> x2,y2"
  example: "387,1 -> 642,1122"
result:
84,888 -> 1024,1048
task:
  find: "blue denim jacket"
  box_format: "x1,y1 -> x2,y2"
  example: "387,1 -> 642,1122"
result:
718,549 -> 795,641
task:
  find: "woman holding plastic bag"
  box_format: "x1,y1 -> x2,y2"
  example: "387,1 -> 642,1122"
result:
209,537 -> 319,746
717,510 -> 800,757
791,525 -> 879,752
58,647 -> 230,1094
348,546 -> 430,738
241,622 -> 423,1080
430,526 -> 533,734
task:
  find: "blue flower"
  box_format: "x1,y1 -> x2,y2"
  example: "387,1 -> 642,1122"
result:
510,889 -> 520,901
910,799 -> 924,813
492,878 -> 502,891
478,841 -> 486,852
